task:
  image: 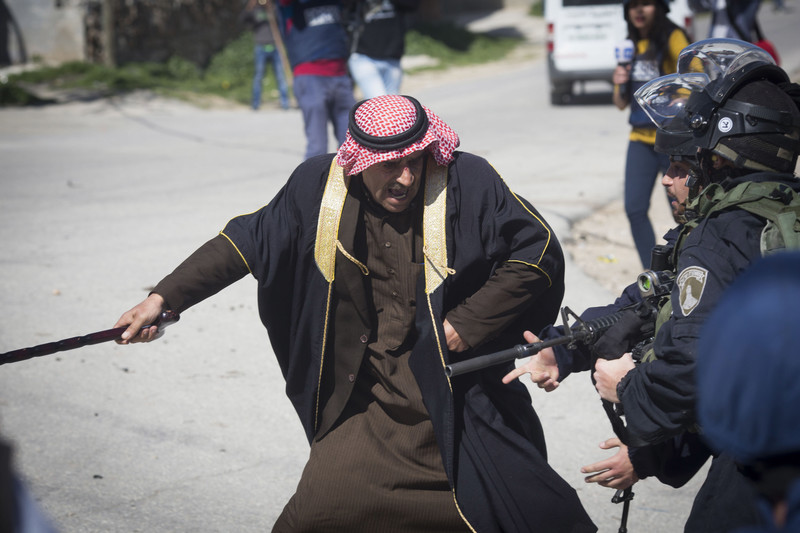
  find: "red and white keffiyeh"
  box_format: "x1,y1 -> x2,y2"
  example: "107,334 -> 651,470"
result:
336,95 -> 460,176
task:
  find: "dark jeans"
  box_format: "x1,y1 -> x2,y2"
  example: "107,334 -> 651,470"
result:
293,74 -> 355,160
624,140 -> 670,268
252,44 -> 289,110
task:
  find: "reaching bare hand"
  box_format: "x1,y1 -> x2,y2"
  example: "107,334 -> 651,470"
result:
501,331 -> 560,391
114,293 -> 165,344
581,437 -> 639,490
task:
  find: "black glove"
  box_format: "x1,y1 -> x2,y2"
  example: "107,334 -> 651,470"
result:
591,307 -> 654,360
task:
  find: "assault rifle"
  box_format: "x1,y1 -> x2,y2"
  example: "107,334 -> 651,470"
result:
444,269 -> 674,377
445,306 -> 623,377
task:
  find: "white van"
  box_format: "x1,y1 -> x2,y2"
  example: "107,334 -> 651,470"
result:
545,0 -> 694,105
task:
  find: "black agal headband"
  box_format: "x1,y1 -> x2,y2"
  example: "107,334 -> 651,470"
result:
348,95 -> 430,151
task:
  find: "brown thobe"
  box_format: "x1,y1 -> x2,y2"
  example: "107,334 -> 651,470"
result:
273,200 -> 470,532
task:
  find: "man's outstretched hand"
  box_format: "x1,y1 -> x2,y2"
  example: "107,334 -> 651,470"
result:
501,331 -> 560,392
114,293 -> 166,344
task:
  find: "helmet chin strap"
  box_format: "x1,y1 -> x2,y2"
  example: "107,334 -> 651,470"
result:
673,153 -> 705,189
678,153 -> 706,223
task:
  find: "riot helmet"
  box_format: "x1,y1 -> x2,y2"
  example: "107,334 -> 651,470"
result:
635,39 -> 800,184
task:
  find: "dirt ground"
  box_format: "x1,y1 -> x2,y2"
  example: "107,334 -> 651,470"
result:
564,186 -> 677,296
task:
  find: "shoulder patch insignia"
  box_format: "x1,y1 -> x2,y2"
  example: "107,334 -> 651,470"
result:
677,266 -> 708,316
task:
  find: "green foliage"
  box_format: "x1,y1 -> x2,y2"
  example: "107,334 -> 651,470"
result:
1,21 -> 522,107
166,56 -> 202,80
202,31 -> 257,104
0,82 -> 53,106
405,22 -> 521,71
529,0 -> 544,17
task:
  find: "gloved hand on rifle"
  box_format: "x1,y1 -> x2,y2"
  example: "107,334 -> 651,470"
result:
501,330 -> 560,392
591,307 -> 654,360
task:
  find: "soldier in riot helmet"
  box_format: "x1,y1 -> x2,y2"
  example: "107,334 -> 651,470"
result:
503,38 -> 800,532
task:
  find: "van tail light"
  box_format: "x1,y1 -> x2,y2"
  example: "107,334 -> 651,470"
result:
547,22 -> 554,53
684,16 -> 694,40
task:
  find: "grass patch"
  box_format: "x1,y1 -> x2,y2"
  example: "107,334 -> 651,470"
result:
405,22 -> 522,72
1,21 -> 523,107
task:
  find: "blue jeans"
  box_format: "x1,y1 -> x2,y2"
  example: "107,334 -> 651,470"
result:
252,44 -> 289,110
347,52 -> 402,99
293,74 -> 355,159
624,140 -> 670,268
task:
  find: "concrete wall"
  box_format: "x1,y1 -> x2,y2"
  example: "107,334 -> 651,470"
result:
0,0 -> 535,67
110,1 -> 241,66
3,0 -> 84,65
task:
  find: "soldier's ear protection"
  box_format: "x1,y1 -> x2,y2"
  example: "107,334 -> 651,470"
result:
686,166 -> 700,189
672,154 -> 703,189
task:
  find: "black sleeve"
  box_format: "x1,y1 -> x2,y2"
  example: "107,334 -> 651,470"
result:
629,432 -> 712,488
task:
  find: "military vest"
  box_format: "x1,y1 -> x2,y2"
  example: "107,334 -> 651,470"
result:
639,179 -> 800,363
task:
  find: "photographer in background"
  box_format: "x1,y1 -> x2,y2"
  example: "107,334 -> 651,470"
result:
344,0 -> 420,99
240,0 -> 290,110
613,0 -> 690,268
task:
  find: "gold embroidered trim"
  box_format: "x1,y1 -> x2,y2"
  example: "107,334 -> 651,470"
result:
315,159 -> 350,282
506,259 -> 553,287
423,160 -> 450,294
508,189 -> 551,266
218,231 -> 252,274
452,489 -> 478,533
500,165 -> 556,288
336,240 -> 369,275
314,282 -> 334,433
313,160 -> 349,433
428,293 -> 452,394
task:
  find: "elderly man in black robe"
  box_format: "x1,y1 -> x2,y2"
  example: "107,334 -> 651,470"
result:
115,95 -> 595,533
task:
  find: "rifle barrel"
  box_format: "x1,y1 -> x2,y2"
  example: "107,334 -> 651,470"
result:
443,309 -> 627,377
445,336 -> 577,377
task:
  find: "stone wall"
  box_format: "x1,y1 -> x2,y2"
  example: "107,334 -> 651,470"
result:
2,0 -> 85,65
2,0 -> 531,68
102,0 -> 242,66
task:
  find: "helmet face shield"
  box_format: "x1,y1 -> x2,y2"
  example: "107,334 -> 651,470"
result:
635,39 -> 779,133
675,38 -> 776,81
635,73 -> 711,132
636,38 -> 795,171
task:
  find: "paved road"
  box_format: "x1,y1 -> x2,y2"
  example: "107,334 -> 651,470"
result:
1,5 -> 798,532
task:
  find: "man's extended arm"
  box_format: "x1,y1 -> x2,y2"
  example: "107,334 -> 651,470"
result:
115,235 -> 249,343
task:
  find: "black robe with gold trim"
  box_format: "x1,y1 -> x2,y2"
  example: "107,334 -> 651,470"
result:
220,152 -> 595,532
